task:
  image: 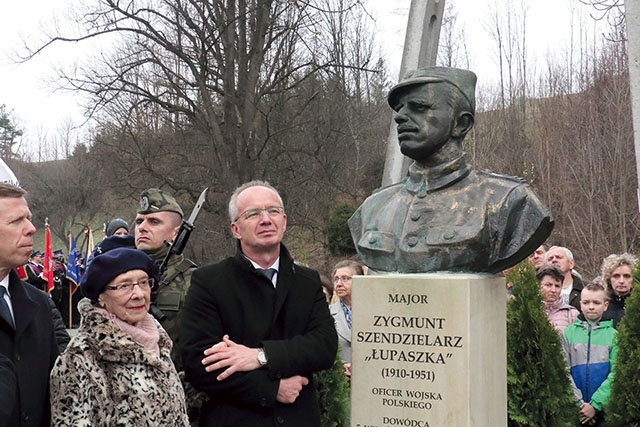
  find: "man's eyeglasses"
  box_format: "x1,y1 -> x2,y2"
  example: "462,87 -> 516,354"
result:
333,275 -> 352,284
106,278 -> 155,293
235,206 -> 285,222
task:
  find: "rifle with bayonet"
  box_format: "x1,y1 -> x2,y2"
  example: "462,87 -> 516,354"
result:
149,187 -> 208,322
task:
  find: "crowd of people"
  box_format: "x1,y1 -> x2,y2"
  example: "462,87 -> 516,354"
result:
18,217 -> 131,328
0,176 -> 636,427
0,180 -> 340,427
524,245 -> 633,426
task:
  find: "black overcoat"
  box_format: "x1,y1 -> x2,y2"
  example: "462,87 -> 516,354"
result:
181,244 -> 338,427
0,270 -> 58,427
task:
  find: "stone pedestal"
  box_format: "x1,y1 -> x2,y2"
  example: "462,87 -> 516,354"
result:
350,273 -> 506,427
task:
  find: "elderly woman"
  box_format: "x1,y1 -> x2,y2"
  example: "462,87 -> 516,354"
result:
50,247 -> 189,426
536,265 -> 579,332
329,260 -> 364,378
601,253 -> 638,328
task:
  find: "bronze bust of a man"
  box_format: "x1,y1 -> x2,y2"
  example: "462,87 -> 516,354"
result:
348,67 -> 554,274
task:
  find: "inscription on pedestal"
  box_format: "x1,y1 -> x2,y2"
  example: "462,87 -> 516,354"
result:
351,274 -> 506,427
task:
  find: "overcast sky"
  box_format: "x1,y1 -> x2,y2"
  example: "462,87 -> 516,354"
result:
0,0 -> 601,156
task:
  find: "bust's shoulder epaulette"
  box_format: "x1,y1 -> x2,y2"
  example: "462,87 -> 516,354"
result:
478,168 -> 527,184
370,179 -> 407,195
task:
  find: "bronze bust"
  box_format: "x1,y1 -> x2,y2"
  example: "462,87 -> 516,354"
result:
348,67 -> 554,274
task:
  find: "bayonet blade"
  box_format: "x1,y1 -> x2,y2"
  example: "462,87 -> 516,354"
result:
186,187 -> 208,225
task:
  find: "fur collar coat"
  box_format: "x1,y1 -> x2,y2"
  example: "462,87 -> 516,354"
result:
50,298 -> 189,426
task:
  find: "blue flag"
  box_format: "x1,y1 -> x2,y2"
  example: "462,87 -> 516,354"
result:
66,236 -> 81,288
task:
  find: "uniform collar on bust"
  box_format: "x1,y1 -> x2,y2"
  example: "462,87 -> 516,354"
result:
406,153 -> 471,195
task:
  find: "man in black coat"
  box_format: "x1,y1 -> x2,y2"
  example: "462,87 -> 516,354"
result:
181,180 -> 337,427
24,251 -> 47,291
0,183 -> 59,427
0,353 -> 16,427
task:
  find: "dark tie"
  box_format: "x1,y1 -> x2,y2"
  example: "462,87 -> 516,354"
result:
0,287 -> 15,329
256,268 -> 277,281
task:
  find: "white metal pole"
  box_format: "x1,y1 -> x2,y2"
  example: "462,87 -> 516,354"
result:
626,2 -> 640,212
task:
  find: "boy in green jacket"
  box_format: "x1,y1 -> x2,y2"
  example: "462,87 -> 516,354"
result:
562,282 -> 617,426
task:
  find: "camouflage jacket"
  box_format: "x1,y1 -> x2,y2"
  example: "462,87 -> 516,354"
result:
146,245 -> 197,370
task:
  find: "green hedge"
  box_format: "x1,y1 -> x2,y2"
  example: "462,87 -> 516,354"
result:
506,262 -> 578,427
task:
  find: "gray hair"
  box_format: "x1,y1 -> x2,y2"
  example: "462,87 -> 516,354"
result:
228,180 -> 283,222
544,246 -> 574,263
331,260 -> 365,278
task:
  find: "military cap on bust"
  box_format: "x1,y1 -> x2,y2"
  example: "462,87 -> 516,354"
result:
388,66 -> 477,114
137,188 -> 184,217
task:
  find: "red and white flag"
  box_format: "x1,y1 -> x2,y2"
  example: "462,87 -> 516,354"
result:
43,220 -> 55,293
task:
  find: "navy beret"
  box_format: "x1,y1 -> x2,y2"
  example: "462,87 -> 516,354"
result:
80,247 -> 159,301
94,235 -> 136,256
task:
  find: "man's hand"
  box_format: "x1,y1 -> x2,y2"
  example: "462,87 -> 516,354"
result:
277,376 -> 309,404
201,335 -> 261,381
578,402 -> 596,424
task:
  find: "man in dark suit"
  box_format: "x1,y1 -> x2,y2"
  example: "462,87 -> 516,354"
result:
0,183 -> 59,427
181,180 -> 337,427
0,353 -> 16,427
24,251 -> 47,291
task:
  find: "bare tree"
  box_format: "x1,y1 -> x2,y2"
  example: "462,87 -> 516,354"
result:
437,2 -> 470,69
25,0 -> 378,190
16,0 -> 389,267
473,13 -> 638,277
579,0 -> 625,31
0,105 -> 23,160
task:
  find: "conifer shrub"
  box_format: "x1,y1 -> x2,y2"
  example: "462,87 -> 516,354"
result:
606,264 -> 640,426
326,203 -> 356,256
506,262 -> 578,426
315,345 -> 350,427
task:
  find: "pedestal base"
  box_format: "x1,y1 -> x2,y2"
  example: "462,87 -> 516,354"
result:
351,273 -> 506,427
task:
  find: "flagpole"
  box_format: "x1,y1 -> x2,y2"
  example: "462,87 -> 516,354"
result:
86,226 -> 94,268
66,234 -> 81,329
68,233 -> 73,328
79,228 -> 88,263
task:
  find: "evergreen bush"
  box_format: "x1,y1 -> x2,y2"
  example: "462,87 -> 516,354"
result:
506,262 -> 578,426
315,346 -> 350,427
326,203 -> 356,256
606,264 -> 640,426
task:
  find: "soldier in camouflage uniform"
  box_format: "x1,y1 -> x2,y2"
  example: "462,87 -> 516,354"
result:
135,188 -> 206,424
134,188 -> 196,370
